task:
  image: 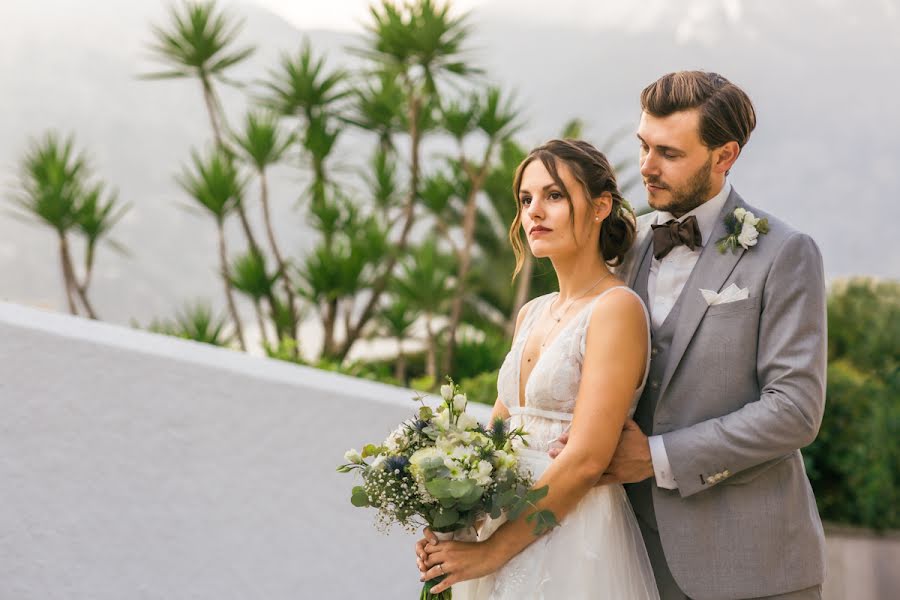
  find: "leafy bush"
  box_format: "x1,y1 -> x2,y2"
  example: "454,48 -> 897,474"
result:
803,278 -> 899,530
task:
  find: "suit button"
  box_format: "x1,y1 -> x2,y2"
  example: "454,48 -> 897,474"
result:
651,347 -> 659,357
650,380 -> 660,390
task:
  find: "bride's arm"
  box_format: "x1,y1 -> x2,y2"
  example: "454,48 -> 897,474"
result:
421,290 -> 648,592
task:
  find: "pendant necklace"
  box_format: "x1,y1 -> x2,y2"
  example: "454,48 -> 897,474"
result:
538,271 -> 613,349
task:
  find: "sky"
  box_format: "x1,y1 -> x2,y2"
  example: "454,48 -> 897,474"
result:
248,0 -> 741,35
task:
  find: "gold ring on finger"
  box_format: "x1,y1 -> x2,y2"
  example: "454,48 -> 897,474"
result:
439,564 -> 446,575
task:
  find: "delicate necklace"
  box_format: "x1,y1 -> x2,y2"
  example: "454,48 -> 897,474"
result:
540,271 -> 612,348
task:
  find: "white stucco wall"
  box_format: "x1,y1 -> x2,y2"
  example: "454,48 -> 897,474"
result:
0,302 -> 489,599
2,302 -> 897,599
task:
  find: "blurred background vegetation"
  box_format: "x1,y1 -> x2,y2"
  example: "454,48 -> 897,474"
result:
6,0 -> 897,531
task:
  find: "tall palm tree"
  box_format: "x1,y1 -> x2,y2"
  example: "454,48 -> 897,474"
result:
261,41 -> 348,205
176,147 -> 248,350
442,86 -> 520,375
339,0 -> 479,361
12,133 -> 84,314
146,0 -> 263,257
145,0 -> 254,148
232,110 -> 297,338
11,133 -> 126,319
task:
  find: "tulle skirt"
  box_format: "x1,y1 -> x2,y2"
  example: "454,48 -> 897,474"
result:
454,448 -> 660,600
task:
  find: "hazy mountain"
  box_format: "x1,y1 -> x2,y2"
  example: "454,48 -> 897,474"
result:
1,0 -> 897,351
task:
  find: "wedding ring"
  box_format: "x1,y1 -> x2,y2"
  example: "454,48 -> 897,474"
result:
439,564 -> 446,575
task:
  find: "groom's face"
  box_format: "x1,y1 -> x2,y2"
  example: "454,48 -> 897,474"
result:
637,109 -> 715,217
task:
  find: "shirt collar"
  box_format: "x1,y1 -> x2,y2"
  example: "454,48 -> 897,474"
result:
655,179 -> 731,247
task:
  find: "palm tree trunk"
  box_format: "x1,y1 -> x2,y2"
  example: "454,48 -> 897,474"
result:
424,315 -> 437,382
75,241 -> 98,319
394,337 -> 407,383
217,220 -> 246,350
57,233 -> 79,315
259,170 -> 298,340
442,142 -> 495,376
254,298 -> 269,349
336,94 -> 423,361
201,77 -> 225,149
508,252 -> 534,337
321,298 -> 338,358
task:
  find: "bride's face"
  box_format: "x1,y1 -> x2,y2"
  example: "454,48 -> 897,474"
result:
518,159 -> 597,260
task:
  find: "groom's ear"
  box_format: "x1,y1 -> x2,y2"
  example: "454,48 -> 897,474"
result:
713,141 -> 741,174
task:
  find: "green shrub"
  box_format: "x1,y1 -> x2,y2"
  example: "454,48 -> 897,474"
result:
803,278 -> 900,530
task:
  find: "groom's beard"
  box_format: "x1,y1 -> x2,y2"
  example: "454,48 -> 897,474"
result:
646,154 -> 714,218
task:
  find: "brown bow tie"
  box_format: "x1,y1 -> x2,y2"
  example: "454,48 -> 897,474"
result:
651,216 -> 702,260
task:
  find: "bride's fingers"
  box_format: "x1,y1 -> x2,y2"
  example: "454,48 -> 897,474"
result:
419,562 -> 448,582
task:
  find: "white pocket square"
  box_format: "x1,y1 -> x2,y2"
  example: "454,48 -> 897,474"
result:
700,283 -> 749,306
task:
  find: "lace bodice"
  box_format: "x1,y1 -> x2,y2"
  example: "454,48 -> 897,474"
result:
496,287 -> 651,453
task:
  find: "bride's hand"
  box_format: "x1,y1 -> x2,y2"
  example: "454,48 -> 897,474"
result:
420,535 -> 503,594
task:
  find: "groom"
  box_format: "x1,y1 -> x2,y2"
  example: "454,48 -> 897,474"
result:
584,71 -> 828,599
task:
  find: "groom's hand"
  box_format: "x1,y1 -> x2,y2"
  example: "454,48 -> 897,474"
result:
597,419 -> 654,485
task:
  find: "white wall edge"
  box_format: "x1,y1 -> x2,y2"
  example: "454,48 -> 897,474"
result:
0,301 -> 493,420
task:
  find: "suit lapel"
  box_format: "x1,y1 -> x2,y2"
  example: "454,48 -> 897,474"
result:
657,189 -> 748,401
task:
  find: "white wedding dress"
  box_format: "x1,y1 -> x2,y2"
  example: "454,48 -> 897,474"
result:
455,287 -> 660,600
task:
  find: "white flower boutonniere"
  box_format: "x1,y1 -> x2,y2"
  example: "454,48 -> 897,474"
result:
717,208 -> 770,253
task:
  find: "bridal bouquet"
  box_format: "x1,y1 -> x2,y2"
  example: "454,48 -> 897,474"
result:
337,378 -> 557,599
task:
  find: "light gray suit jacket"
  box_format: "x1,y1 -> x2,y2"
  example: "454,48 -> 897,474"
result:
619,188 -> 827,599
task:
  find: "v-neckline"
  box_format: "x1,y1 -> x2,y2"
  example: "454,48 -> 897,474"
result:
515,293 -> 593,409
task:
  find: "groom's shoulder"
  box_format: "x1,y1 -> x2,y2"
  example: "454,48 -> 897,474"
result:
737,198 -> 822,265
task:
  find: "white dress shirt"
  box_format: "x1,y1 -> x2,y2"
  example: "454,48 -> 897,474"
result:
647,180 -> 731,489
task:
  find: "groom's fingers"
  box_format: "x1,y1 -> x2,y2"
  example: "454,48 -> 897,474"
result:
423,526 -> 438,544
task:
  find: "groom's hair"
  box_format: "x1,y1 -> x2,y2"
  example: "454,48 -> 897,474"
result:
641,71 -> 756,149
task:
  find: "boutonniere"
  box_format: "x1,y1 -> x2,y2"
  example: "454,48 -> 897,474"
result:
717,207 -> 769,253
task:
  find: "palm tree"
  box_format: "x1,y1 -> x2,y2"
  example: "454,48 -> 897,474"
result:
146,0 -> 263,257
339,0 -> 480,361
145,0 -> 254,148
74,183 -> 130,319
392,239 -> 455,382
232,110 -> 297,338
297,203 -> 389,358
374,296 -> 417,382
228,249 -> 279,348
176,146 -> 248,350
12,133 -> 84,314
11,133 -> 127,319
261,41 -> 348,205
442,86 -> 520,375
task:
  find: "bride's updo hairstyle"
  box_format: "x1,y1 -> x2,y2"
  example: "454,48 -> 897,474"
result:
509,139 -> 636,278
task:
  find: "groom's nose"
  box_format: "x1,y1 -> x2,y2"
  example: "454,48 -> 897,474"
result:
640,153 -> 659,178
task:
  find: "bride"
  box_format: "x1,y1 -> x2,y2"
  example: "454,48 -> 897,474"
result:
415,139 -> 660,599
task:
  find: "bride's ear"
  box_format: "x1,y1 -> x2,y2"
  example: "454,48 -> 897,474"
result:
593,192 -> 613,223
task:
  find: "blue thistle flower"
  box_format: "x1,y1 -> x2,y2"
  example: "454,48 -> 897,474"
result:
385,455 -> 409,475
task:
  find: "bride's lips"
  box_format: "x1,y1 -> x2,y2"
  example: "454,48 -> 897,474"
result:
530,225 -> 552,237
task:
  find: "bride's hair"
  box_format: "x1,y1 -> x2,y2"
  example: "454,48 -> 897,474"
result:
509,138 -> 636,278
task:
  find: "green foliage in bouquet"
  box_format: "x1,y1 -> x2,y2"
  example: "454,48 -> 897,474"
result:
337,378 -> 559,537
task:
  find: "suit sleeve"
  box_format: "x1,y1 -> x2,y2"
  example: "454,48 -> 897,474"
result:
661,232 -> 827,498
